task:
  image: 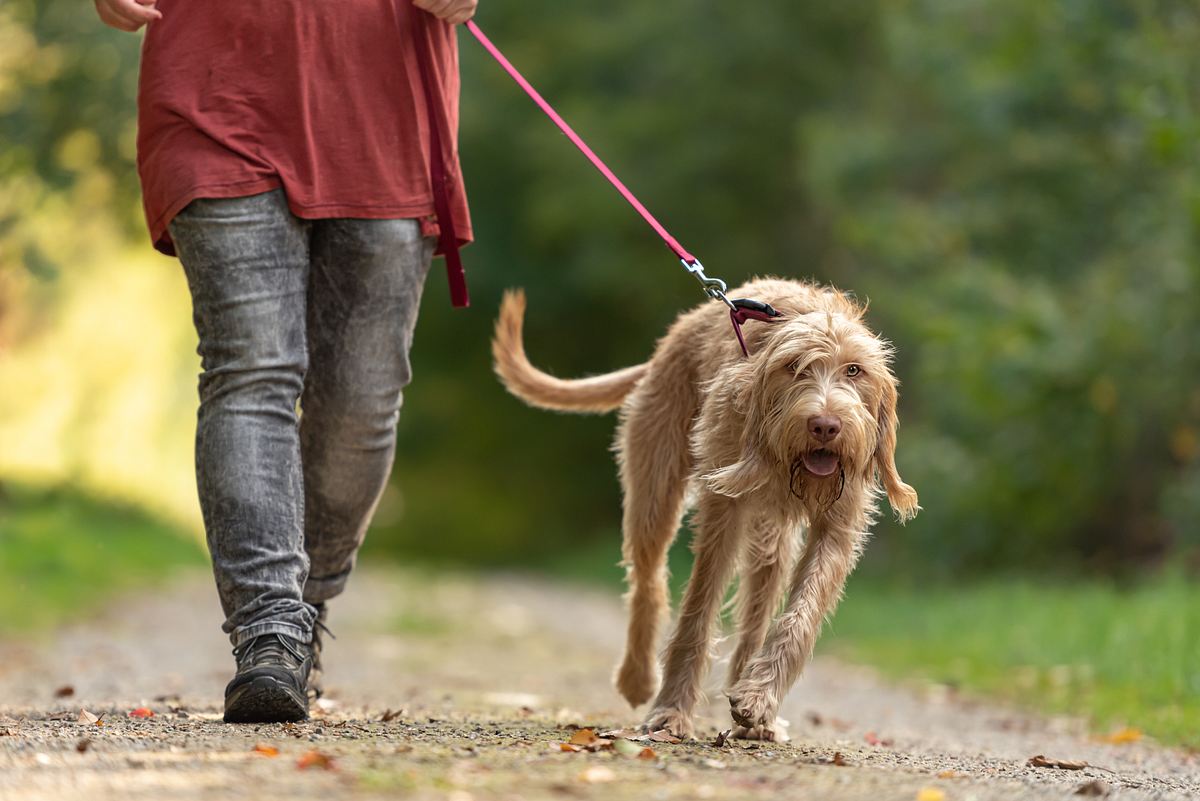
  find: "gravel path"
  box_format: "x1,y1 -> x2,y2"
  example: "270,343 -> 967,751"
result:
1,569 -> 1196,801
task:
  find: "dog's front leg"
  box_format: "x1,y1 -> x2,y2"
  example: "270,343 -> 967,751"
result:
727,515 -> 865,734
643,491 -> 743,739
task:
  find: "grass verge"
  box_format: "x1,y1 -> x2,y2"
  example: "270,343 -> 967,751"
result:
826,573 -> 1200,748
542,536 -> 1200,747
0,481 -> 206,636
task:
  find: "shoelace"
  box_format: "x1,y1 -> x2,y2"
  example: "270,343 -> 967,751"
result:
233,633 -> 304,666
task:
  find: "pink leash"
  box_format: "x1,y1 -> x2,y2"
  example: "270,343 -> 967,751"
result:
463,18 -> 781,354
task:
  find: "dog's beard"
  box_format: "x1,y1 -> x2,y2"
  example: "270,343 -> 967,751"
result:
789,457 -> 846,510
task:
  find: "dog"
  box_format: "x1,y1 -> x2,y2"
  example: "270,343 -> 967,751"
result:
492,278 -> 918,741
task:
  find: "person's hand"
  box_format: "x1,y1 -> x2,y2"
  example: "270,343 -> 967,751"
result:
94,0 -> 162,32
414,0 -> 478,26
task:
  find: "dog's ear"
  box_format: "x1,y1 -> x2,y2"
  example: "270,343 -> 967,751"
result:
874,376 -> 919,522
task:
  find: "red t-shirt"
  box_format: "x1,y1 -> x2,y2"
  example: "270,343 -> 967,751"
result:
136,0 -> 472,257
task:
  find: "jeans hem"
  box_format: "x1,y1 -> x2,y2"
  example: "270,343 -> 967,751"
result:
303,571 -> 352,605
230,620 -> 312,648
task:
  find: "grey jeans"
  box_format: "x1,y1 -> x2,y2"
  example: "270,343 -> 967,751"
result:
169,189 -> 433,647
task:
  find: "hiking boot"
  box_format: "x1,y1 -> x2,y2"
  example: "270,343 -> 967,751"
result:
223,633 -> 312,723
308,602 -> 332,700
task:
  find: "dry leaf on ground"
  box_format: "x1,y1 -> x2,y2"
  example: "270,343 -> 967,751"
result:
75,739 -> 90,753
1028,754 -> 1089,770
252,744 -> 279,757
916,788 -> 946,801
77,709 -> 99,725
600,728 -> 643,740
1098,727 -> 1142,745
53,686 -> 74,698
379,708 -> 404,722
296,750 -> 336,771
648,730 -> 682,744
713,729 -> 732,748
568,728 -> 601,747
636,747 -> 657,761
864,731 -> 894,747
128,707 -> 154,719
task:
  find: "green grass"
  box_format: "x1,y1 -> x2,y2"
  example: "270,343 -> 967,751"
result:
0,482 -> 206,635
821,574 -> 1200,747
539,535 -> 1200,747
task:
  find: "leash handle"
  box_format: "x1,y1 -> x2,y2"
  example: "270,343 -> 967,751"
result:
465,20 -> 696,267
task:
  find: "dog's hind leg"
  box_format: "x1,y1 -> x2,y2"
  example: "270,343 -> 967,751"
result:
613,374 -> 696,708
727,514 -> 866,732
643,491 -> 743,739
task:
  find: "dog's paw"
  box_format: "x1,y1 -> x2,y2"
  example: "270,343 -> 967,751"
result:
731,717 -> 790,742
615,657 -> 659,708
641,706 -> 695,740
727,680 -> 776,730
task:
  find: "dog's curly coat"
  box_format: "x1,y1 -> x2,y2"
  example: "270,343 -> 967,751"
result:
492,278 -> 918,741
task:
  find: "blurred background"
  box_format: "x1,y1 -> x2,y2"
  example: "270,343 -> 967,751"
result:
0,0 -> 1196,744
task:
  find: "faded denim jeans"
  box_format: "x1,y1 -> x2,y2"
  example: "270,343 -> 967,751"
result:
169,189 -> 433,647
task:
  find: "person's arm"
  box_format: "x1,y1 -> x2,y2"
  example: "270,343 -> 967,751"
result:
94,0 -> 161,31
413,0 -> 478,25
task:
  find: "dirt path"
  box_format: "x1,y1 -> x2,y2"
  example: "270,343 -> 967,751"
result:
1,569 -> 1196,801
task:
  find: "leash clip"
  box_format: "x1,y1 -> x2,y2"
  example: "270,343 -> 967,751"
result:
682,258 -> 735,310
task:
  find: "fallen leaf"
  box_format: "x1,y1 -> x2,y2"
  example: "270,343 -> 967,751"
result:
637,747 -> 657,761
829,752 -> 848,767
75,739 -> 90,753
77,709 -> 99,725
54,686 -> 75,698
578,766 -> 615,784
379,708 -> 404,723
1098,727 -> 1142,745
559,743 -> 583,753
648,729 -> 682,744
296,750 -> 336,771
864,731 -> 894,747
568,728 -> 601,747
252,744 -> 279,757
599,728 -> 643,740
916,788 -> 946,801
128,708 -> 154,719
713,729 -> 732,748
1028,754 -> 1089,770
1074,779 -> 1110,796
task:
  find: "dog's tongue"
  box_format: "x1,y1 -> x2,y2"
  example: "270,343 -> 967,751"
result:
802,450 -> 840,477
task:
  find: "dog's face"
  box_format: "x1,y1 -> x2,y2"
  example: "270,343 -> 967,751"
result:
711,309 -> 919,521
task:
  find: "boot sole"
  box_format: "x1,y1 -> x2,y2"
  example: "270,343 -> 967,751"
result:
224,675 -> 308,723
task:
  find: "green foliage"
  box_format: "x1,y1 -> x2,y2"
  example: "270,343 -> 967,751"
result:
825,572 -> 1200,747
0,483 -> 206,634
3,0 -> 1198,574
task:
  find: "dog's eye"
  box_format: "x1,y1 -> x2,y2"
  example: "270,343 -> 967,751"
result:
845,364 -> 862,377
791,359 -> 810,378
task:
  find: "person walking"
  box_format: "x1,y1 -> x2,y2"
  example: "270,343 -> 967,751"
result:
93,0 -> 477,723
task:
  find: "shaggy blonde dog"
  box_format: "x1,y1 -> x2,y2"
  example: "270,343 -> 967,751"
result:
492,278 -> 918,741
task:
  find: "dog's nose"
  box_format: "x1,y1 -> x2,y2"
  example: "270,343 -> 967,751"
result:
808,415 -> 842,443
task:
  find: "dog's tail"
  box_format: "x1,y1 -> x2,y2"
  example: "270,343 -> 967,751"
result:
492,289 -> 648,414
